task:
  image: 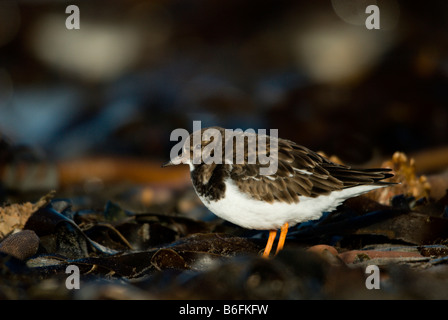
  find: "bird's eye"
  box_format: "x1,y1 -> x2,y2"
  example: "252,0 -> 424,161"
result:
195,144 -> 201,150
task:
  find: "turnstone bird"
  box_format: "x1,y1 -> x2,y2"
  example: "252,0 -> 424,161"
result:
163,127 -> 394,258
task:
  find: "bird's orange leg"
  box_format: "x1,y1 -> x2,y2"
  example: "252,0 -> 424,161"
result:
262,230 -> 277,258
275,222 -> 289,255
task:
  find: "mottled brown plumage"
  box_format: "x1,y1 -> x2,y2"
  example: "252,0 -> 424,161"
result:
182,127 -> 393,204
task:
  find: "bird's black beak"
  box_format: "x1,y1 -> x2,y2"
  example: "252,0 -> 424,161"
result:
162,160 -> 175,167
161,154 -> 186,167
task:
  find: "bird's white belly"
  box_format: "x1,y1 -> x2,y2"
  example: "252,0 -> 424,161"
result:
196,179 -> 385,230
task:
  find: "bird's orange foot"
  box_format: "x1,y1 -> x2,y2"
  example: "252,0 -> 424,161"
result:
262,222 -> 289,258
262,229 -> 277,258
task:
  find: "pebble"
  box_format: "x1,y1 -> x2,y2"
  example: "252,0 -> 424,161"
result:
0,230 -> 40,260
307,244 -> 339,256
338,249 -> 424,264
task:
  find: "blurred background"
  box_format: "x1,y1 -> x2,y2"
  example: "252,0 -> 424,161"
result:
1,0 -> 448,209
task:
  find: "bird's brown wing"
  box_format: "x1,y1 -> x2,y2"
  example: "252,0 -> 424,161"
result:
230,138 -> 393,204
